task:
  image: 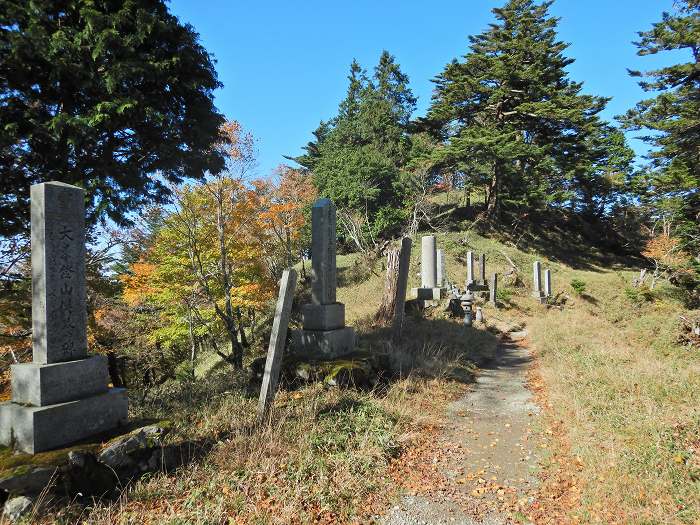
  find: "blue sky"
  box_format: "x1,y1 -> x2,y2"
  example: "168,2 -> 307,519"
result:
168,0 -> 681,178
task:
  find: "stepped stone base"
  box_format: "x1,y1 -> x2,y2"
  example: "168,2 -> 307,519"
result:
302,303 -> 345,331
411,287 -> 443,301
1,389 -> 128,454
11,355 -> 109,406
292,327 -> 355,359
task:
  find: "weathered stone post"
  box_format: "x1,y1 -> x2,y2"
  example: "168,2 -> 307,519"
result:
489,273 -> 498,307
392,237 -> 412,339
466,251 -> 475,285
420,236 -> 437,288
532,261 -> 545,303
436,249 -> 444,288
257,269 -> 297,423
479,254 -> 486,285
544,269 -> 552,298
0,182 -> 128,453
293,199 -> 355,358
412,235 -> 442,302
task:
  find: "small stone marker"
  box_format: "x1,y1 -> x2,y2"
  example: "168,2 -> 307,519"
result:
489,273 -> 498,307
0,182 -> 127,454
436,249 -> 444,288
475,306 -> 484,323
258,269 -> 297,423
293,199 -> 355,358
392,237 -> 412,338
544,269 -> 552,298
479,253 -> 486,285
532,261 -> 545,304
466,251 -> 475,285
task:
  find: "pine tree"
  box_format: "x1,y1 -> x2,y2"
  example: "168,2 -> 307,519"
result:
0,0 -> 226,236
620,0 -> 700,254
294,52 -> 416,249
425,0 -> 623,218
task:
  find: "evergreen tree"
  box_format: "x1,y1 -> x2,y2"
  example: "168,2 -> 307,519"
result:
294,52 -> 416,248
0,0 -> 226,236
620,0 -> 700,254
425,0 -> 626,217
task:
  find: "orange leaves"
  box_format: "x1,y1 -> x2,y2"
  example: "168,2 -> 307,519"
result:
642,233 -> 689,268
121,261 -> 157,306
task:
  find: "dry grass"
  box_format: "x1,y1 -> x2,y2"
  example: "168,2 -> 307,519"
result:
526,268 -> 700,524
33,377 -> 460,525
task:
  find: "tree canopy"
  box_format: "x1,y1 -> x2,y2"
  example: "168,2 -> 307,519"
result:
0,0 -> 227,235
424,0 -> 633,218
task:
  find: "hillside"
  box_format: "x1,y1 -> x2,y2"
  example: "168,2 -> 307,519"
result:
17,225 -> 697,525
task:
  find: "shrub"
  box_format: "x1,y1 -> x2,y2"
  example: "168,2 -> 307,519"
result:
624,285 -> 654,306
570,278 -> 587,295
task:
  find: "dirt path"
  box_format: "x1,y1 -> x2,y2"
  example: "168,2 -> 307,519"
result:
381,330 -> 544,524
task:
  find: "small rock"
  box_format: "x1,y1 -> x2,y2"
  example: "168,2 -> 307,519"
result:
3,496 -> 33,522
0,466 -> 56,493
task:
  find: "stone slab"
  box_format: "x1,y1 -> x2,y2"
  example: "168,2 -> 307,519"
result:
31,182 -> 87,364
411,287 -> 443,300
258,269 -> 297,421
392,238 -> 412,336
302,302 -> 345,331
0,402 -> 13,446
466,283 -> 489,292
292,327 -> 355,359
10,388 -> 128,454
11,355 -> 109,407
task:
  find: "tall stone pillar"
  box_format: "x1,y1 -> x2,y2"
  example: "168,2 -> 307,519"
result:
412,235 -> 442,302
544,269 -> 552,297
420,236 -> 437,288
293,199 -> 355,358
479,253 -> 486,285
532,261 -> 545,303
489,273 -> 498,307
466,251 -> 475,285
437,249 -> 445,289
1,182 -> 128,453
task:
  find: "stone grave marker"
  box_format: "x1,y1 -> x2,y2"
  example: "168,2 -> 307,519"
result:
411,235 -> 442,302
489,273 -> 498,307
392,238 -> 412,339
479,253 -> 487,285
436,249 -> 445,288
293,199 -> 355,357
0,182 -> 128,454
544,269 -> 552,298
466,251 -> 475,285
532,261 -> 546,304
258,269 -> 297,422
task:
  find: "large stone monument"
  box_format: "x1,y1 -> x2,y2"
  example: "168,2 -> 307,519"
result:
411,235 -> 442,301
0,182 -> 128,454
293,199 -> 355,358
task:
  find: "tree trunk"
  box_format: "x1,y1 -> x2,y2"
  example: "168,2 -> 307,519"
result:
374,248 -> 400,326
486,163 -> 500,218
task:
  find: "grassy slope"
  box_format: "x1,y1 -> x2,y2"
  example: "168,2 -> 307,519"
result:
341,225 -> 699,523
28,223 -> 700,524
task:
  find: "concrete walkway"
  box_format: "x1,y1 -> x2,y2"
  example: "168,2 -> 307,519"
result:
381,331 -> 542,524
